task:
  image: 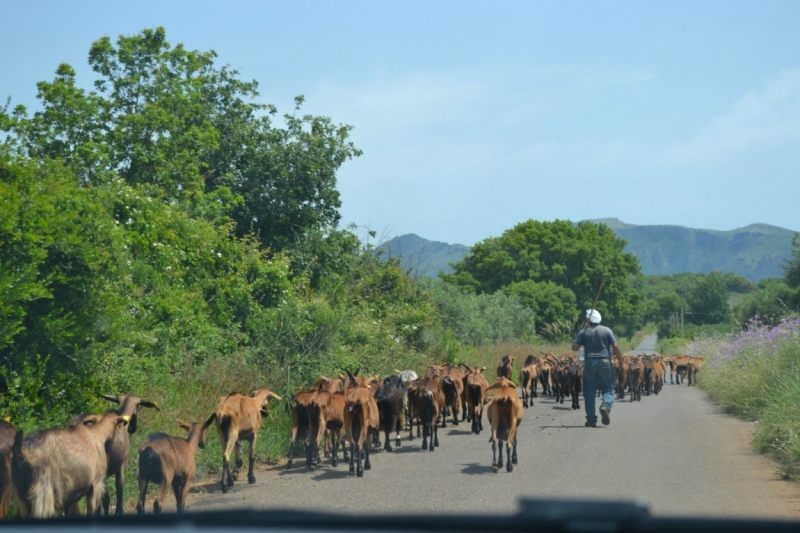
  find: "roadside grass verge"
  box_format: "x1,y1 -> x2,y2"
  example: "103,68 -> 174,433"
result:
693,316 -> 800,481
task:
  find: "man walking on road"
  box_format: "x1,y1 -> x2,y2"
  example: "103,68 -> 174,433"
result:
572,310 -> 624,427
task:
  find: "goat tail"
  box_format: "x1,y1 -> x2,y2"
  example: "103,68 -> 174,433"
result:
29,468 -> 56,518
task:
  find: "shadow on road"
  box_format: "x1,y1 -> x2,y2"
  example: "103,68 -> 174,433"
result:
539,425 -> 596,429
311,468 -> 351,481
551,406 -> 572,410
459,463 -> 495,476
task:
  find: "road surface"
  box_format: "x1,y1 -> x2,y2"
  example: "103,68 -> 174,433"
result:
187,337 -> 800,519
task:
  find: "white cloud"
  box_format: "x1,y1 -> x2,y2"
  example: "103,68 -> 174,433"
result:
656,68 -> 800,166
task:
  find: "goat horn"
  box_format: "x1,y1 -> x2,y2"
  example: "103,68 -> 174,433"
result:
2,415 -> 10,423
393,369 -> 401,373
138,400 -> 161,411
319,375 -> 331,382
97,393 -> 121,404
269,392 -> 282,401
116,415 -> 131,424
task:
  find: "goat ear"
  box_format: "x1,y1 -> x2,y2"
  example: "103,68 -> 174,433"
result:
97,393 -> 121,404
202,413 -> 216,430
138,400 -> 161,411
175,419 -> 192,431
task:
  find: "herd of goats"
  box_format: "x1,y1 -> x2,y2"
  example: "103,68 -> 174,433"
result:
0,352 -> 703,519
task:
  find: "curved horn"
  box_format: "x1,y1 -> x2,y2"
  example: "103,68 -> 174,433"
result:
268,391 -> 282,401
138,399 -> 161,411
97,393 -> 121,404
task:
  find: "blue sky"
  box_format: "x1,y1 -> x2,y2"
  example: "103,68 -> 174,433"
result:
2,1 -> 799,245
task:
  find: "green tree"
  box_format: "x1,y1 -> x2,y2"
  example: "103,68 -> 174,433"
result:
735,278 -> 796,326
502,280 -> 576,326
784,234 -> 800,289
687,272 -> 732,325
0,27 -> 361,251
442,220 -> 641,329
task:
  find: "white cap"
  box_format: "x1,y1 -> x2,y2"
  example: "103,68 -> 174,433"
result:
586,309 -> 602,324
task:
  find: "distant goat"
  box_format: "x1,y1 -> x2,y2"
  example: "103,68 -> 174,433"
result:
487,377 -> 522,473
519,355 -> 540,408
68,393 -> 159,515
12,413 -> 129,518
136,419 -> 212,514
210,388 -> 281,492
395,369 -> 418,428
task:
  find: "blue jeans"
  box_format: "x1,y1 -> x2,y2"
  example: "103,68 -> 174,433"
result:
583,358 -> 615,423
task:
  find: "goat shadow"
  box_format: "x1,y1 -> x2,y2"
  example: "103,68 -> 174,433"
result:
551,406 -> 572,411
446,429 -> 473,436
311,468 -> 352,481
459,463 -> 495,476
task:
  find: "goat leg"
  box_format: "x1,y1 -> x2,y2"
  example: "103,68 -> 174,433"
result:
506,441 -> 513,472
113,470 -> 124,515
511,439 -> 518,465
491,439 -> 498,473
364,433 -> 372,470
348,441 -> 356,477
247,439 -> 257,484
136,477 -> 148,515
498,439 -> 505,469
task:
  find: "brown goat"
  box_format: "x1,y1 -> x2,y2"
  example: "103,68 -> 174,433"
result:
287,376 -> 342,469
344,371 -> 379,477
210,388 -> 281,492
68,393 -> 159,515
136,419 -> 213,514
519,355 -> 540,408
487,377 -> 523,473
0,417 -> 19,520
462,365 -> 489,434
497,355 -> 514,379
306,390 -> 346,470
12,413 -> 129,518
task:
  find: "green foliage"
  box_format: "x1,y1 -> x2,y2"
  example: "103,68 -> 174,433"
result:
424,280 -> 536,347
735,278 -> 798,327
0,27 -> 361,252
442,220 -> 641,330
502,280 -> 576,326
687,272 -> 733,325
537,316 -> 581,344
657,320 -> 672,340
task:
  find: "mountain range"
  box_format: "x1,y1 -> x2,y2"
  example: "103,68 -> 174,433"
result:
378,219 -> 797,282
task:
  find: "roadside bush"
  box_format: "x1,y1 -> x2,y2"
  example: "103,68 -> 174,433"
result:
693,315 -> 800,479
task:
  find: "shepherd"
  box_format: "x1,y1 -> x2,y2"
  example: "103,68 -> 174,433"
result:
572,309 -> 624,427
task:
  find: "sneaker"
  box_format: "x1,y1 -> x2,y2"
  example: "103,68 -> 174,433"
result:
599,405 -> 610,426
584,421 -> 597,428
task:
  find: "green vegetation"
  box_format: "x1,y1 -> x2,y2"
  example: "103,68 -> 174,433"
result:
442,219 -> 642,336
380,220 -> 798,283
694,317 -> 800,480
733,234 -> 800,326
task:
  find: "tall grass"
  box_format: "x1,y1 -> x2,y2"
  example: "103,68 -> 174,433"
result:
692,315 -> 800,480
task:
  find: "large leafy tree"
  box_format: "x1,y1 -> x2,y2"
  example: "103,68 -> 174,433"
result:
687,272 -> 733,325
0,27 -> 361,251
443,220 -> 641,329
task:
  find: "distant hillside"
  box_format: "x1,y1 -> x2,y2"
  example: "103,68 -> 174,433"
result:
377,234 -> 470,278
380,220 -> 798,281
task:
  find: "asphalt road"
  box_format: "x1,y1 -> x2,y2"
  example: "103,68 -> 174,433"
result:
186,338 -> 800,519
